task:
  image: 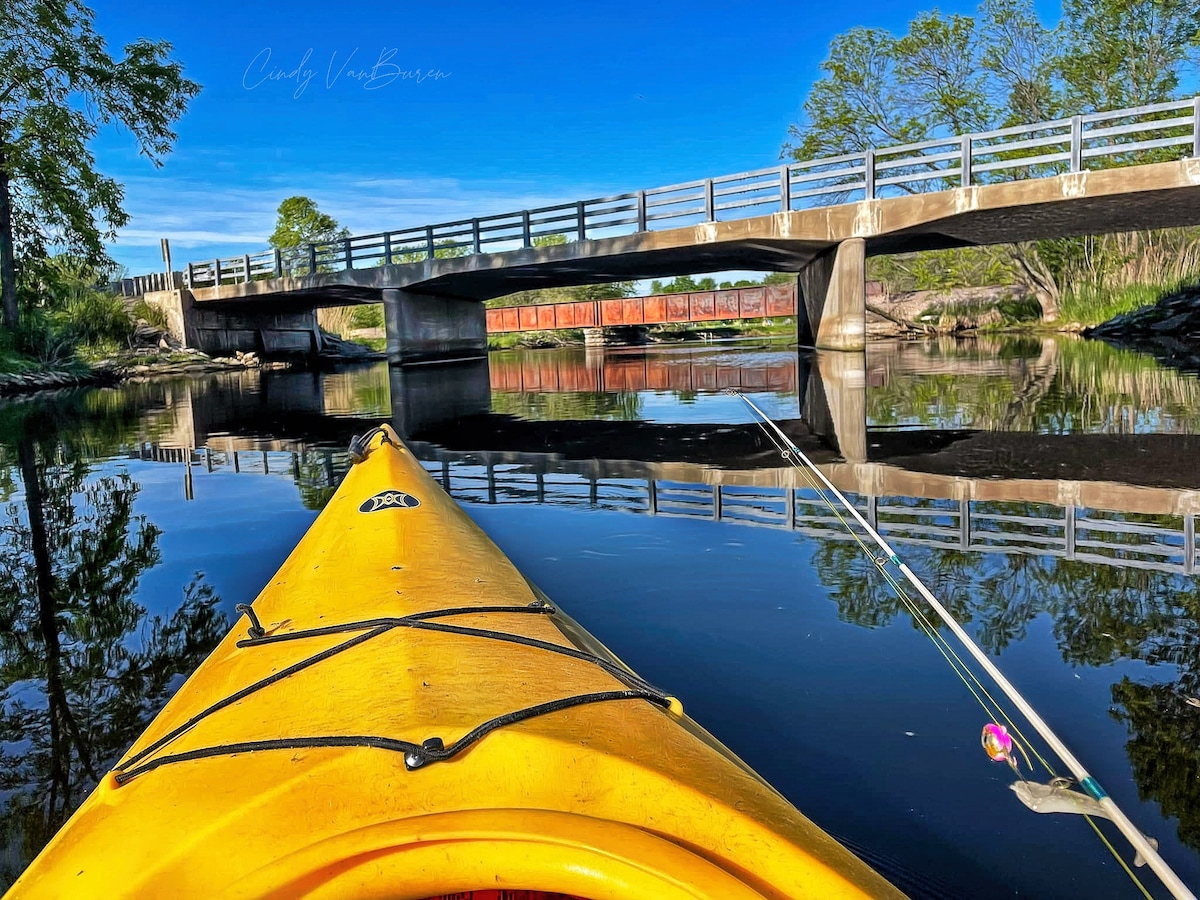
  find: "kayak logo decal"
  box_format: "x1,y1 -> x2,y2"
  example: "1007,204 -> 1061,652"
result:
359,490 -> 421,512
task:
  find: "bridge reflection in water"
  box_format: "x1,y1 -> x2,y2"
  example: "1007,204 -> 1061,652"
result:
137,443 -> 1199,579
132,334 -> 1200,580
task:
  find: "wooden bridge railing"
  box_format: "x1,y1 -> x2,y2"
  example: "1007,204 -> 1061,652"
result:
176,97 -> 1200,290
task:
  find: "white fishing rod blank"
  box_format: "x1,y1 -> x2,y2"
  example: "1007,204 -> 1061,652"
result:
737,393 -> 1194,900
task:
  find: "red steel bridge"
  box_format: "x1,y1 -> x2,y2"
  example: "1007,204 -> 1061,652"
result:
485,284 -> 797,333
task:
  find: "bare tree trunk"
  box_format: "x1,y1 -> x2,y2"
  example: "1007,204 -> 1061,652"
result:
0,140 -> 17,330
865,301 -> 935,334
1009,242 -> 1060,322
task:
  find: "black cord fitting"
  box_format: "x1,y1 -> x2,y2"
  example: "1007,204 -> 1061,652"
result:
235,603 -> 266,640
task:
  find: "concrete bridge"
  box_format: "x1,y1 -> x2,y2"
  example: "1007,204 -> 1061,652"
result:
140,98 -> 1200,361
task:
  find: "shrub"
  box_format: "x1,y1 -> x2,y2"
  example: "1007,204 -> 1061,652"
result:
349,304 -> 383,329
16,308 -> 80,368
53,290 -> 133,346
131,298 -> 169,329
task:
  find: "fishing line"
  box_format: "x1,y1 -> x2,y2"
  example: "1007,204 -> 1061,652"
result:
745,400 -> 1052,772
731,390 -> 1186,900
747,402 -> 1153,898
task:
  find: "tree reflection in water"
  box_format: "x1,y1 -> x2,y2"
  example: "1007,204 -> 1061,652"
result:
810,506 -> 1200,853
0,429 -> 227,888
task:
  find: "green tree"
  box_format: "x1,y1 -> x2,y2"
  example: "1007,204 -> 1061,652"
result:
783,0 -> 1200,321
0,0 -> 200,330
894,11 -> 993,135
652,276 -> 703,294
980,0 -> 1061,124
785,11 -> 995,178
268,196 -> 348,251
783,27 -> 920,160
1057,0 -> 1200,111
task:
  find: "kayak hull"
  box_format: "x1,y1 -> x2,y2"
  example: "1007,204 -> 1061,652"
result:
7,426 -> 904,899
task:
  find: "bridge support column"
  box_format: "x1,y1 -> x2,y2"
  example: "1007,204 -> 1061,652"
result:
582,326 -> 646,347
799,238 -> 866,351
800,350 -> 867,462
383,289 -> 487,365
144,288 -> 321,355
389,357 -> 491,438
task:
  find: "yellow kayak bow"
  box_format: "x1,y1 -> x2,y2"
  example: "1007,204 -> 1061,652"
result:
8,425 -> 904,899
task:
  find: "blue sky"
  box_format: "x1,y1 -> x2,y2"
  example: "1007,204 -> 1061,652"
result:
92,0 -> 1058,275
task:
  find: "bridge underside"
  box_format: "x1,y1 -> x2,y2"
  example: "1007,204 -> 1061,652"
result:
148,158 -> 1200,359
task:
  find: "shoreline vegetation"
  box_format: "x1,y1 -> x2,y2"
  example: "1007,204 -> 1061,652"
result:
2,266 -> 1199,400
5,0 -> 1200,390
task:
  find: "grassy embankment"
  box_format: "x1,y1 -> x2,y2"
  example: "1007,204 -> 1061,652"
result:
873,233 -> 1200,332
0,287 -> 165,376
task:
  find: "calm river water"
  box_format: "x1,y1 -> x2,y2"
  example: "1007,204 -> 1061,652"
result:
3,335 -> 1200,898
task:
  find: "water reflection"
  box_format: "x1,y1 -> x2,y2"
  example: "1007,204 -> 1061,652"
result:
866,336 -> 1200,433
0,408 -> 228,887
2,335 -> 1200,895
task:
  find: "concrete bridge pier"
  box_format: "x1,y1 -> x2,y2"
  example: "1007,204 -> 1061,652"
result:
799,238 -> 866,352
800,349 -> 867,462
144,289 -> 323,355
389,357 -> 492,439
582,326 -> 647,347
382,289 -> 487,365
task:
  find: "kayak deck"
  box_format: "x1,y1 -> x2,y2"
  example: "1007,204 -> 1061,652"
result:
8,426 -> 905,899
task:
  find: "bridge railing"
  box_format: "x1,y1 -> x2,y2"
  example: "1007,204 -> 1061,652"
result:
178,97 -> 1200,289
133,442 -> 1199,576
430,463 -> 1199,577
109,271 -> 185,297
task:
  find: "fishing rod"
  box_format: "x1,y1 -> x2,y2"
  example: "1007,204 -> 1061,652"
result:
734,392 -> 1195,900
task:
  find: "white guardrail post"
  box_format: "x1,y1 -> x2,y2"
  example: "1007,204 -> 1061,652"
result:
1070,115 -> 1083,172
1194,96 -> 1200,157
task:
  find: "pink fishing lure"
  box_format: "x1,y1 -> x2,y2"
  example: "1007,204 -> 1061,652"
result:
982,723 -> 1013,762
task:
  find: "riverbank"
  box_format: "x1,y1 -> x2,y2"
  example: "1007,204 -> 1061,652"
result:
1086,282 -> 1200,371
0,329 -> 385,399
0,349 -> 291,398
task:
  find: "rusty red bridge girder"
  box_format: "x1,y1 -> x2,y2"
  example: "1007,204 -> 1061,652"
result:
485,284 -> 797,333
488,347 -> 801,394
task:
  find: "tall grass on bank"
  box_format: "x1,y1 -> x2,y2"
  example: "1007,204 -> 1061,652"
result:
1049,230 -> 1200,325
55,290 -> 133,346
1059,283 -> 1179,326
317,304 -> 382,337
2,256 -> 139,371
869,228 -> 1200,326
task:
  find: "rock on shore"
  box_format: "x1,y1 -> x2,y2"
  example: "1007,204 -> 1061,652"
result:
0,365 -> 120,396
1086,284 -> 1200,371
0,350 -> 284,399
